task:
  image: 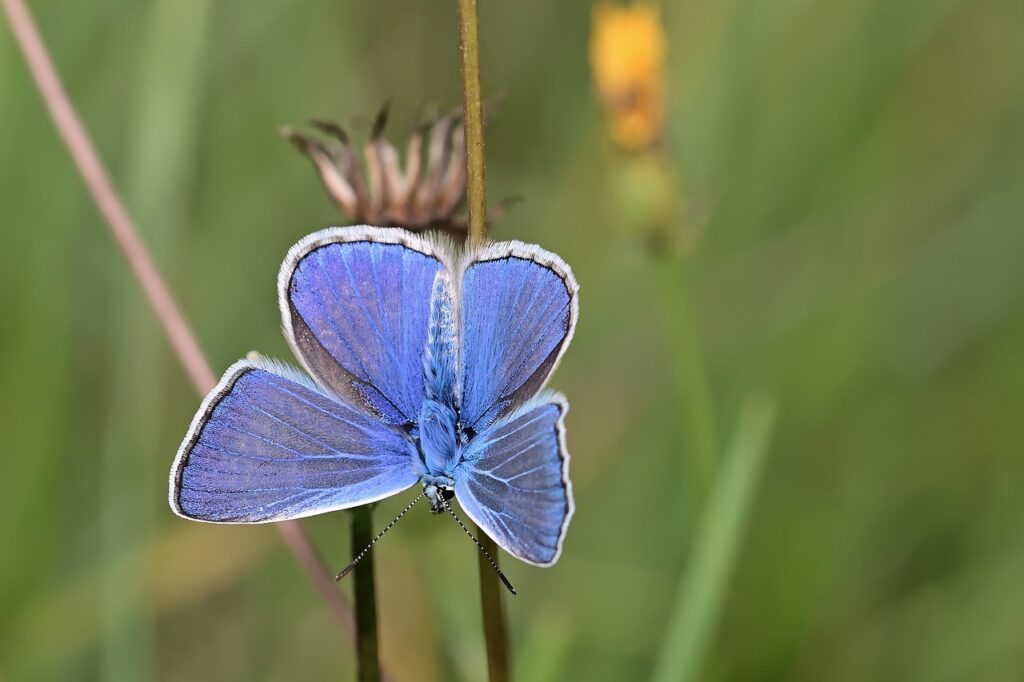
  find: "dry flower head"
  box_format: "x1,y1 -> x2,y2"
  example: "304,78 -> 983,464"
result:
283,106 -> 513,235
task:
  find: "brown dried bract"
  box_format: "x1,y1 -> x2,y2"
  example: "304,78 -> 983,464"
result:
283,105 -> 516,235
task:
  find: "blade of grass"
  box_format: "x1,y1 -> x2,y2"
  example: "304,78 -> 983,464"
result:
456,1 -> 511,680
652,395 -> 777,682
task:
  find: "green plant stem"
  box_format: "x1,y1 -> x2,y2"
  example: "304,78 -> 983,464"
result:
351,506 -> 381,682
456,2 -> 511,680
652,396 -> 776,682
656,255 -> 718,502
458,0 -> 487,247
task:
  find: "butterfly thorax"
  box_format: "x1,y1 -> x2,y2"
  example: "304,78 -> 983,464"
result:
418,398 -> 459,475
417,270 -> 468,508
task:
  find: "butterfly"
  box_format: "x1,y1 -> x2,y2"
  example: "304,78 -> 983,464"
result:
169,226 -> 578,571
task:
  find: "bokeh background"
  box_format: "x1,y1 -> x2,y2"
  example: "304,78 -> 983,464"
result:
2,0 -> 1024,680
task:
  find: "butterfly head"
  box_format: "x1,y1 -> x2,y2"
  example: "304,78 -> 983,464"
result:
422,478 -> 455,514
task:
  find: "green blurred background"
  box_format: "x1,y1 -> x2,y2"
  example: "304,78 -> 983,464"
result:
2,0 -> 1023,680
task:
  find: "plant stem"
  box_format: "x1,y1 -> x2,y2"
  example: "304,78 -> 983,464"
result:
656,255 -> 718,502
351,506 -> 381,682
652,396 -> 776,682
0,0 -> 367,660
456,2 -> 511,680
458,0 -> 487,248
1,0 -> 214,395
477,532 -> 511,682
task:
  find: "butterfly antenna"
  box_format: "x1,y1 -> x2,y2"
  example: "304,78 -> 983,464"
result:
439,497 -> 517,595
336,493 -> 424,582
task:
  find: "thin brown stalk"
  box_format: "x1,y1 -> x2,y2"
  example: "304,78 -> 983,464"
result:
350,507 -> 381,682
1,0 -> 367,659
476,534 -> 510,682
458,0 -> 488,248
2,0 -> 214,395
456,1 -> 511,681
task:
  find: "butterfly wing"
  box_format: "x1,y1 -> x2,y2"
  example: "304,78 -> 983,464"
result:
458,241 -> 578,432
454,396 -> 573,566
170,359 -> 419,523
280,226 -> 451,425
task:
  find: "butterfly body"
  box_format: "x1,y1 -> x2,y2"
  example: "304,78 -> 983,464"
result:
170,226 -> 578,566
416,400 -> 458,473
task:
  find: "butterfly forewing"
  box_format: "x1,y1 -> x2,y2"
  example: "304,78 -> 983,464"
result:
280,227 -> 449,425
457,243 -> 579,432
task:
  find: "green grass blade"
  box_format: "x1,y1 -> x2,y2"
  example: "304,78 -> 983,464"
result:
653,396 -> 777,682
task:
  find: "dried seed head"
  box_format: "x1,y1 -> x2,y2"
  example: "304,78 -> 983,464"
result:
283,105 -> 513,235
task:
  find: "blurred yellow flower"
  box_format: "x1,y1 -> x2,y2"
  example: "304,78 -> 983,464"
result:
590,2 -> 667,151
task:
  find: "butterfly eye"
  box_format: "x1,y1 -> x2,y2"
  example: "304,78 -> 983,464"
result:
401,421 -> 417,435
460,426 -> 477,444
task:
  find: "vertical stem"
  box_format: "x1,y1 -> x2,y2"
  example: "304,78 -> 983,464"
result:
351,506 -> 381,682
656,255 -> 718,501
457,2 -> 511,680
457,0 -> 487,247
477,535 -> 511,682
0,0 -> 215,396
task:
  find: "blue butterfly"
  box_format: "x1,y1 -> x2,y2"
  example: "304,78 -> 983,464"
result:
169,226 -> 578,568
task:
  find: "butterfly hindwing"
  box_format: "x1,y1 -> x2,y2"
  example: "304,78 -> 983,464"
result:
458,242 -> 579,432
454,395 -> 573,566
280,226 -> 451,425
171,359 -> 419,523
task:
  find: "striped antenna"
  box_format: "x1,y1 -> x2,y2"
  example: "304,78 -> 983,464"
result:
439,496 -> 516,595
336,493 -> 424,581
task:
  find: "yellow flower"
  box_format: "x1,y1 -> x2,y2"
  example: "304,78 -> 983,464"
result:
589,2 -> 667,151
